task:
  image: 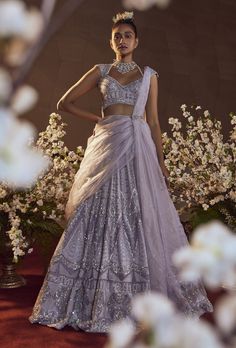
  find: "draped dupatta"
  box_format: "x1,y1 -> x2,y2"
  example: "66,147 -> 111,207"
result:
65,66 -> 152,220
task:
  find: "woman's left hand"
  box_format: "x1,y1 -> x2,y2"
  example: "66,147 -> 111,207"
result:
160,164 -> 170,189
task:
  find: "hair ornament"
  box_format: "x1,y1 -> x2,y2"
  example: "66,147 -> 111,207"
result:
112,11 -> 134,23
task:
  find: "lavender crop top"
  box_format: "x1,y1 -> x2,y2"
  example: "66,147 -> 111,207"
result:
95,64 -> 159,110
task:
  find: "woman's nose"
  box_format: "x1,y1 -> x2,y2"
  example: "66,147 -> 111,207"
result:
119,35 -> 125,43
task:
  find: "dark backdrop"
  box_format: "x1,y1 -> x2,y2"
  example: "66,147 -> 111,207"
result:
25,0 -> 236,149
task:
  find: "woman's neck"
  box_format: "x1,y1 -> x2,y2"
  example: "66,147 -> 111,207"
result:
115,55 -> 134,63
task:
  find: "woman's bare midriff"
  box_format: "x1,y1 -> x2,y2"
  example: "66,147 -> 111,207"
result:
103,104 -> 134,118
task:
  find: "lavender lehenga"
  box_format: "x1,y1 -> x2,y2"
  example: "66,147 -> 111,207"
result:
29,64 -> 213,332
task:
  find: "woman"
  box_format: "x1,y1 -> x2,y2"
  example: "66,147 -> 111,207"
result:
29,11 -> 213,333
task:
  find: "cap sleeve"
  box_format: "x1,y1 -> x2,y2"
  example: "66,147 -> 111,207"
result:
149,66 -> 159,78
94,64 -> 110,78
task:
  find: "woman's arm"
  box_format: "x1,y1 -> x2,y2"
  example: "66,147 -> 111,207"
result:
57,65 -> 102,123
145,74 -> 170,182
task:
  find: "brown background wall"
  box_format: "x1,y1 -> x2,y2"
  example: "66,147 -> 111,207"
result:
25,0 -> 236,150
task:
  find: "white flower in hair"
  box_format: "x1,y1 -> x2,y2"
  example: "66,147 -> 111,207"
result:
112,11 -> 134,23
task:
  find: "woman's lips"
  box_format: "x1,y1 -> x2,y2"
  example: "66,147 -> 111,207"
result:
118,45 -> 128,49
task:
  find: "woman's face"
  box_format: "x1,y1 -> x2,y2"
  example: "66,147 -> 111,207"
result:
110,23 -> 138,57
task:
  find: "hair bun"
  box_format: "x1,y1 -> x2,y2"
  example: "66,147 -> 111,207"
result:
112,11 -> 134,23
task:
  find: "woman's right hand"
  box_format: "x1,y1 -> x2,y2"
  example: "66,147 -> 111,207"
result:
95,116 -> 103,123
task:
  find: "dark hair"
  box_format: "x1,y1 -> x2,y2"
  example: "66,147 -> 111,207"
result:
112,18 -> 138,38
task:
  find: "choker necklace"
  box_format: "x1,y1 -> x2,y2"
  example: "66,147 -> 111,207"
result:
112,59 -> 137,74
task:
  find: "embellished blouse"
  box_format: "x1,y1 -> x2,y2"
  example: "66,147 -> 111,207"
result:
95,63 -> 159,111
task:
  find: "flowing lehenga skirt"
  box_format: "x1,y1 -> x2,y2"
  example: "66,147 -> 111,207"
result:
29,113 -> 213,333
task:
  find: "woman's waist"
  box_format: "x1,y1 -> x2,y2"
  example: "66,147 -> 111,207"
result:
97,114 -> 132,125
103,104 -> 134,118
98,112 -> 146,123
100,114 -> 132,121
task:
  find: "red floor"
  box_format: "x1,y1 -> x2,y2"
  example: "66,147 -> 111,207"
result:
0,247 -> 220,348
0,250 -> 107,348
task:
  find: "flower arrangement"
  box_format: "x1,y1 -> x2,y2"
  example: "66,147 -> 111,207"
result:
162,105 -> 236,232
0,113 -> 84,262
106,221 -> 236,348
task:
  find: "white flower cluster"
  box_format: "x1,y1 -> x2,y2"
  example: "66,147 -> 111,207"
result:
0,0 -> 43,65
107,221 -> 236,348
0,113 -> 84,261
0,0 -> 48,188
106,292 -> 222,348
173,221 -> 236,289
162,105 -> 236,214
0,109 -> 49,187
123,0 -> 171,10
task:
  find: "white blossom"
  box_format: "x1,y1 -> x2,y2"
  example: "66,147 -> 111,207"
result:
21,8 -> 43,43
37,199 -> 43,207
0,108 -> 49,188
123,0 -> 171,10
170,316 -> 223,348
0,0 -> 43,42
107,319 -> 135,348
11,85 -> 38,115
173,221 -> 236,289
204,110 -> 210,117
188,116 -> 193,123
131,292 -> 175,326
0,0 -> 26,37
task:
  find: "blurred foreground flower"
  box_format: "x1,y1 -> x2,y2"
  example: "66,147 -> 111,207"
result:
106,292 -> 222,348
0,0 -> 43,42
0,108 -> 49,188
131,292 -> 175,326
173,221 -> 236,289
123,0 -> 171,10
11,85 -> 38,115
108,319 -> 136,348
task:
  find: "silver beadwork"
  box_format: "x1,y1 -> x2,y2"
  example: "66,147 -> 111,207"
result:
99,73 -> 142,110
132,114 -> 142,120
112,60 -> 138,74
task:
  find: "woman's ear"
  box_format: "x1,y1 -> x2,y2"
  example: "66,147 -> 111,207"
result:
135,37 -> 139,48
